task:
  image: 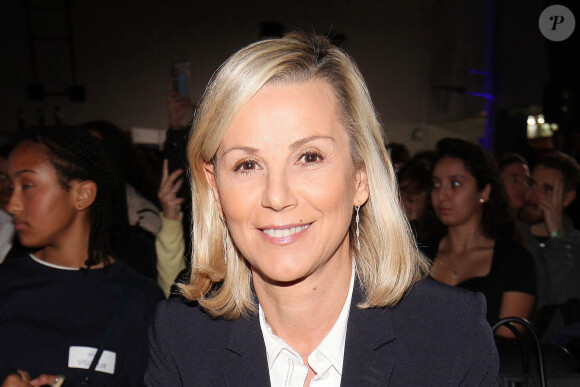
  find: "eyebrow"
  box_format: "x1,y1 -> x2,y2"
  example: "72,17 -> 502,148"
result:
288,135 -> 336,151
13,169 -> 37,177
221,135 -> 336,159
433,174 -> 466,180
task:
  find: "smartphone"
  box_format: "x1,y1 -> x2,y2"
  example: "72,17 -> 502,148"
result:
171,61 -> 190,98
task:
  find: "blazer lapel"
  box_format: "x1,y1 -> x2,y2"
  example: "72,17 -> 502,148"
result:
341,285 -> 397,386
221,313 -> 270,387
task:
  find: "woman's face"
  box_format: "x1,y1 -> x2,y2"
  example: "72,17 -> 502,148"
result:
0,156 -> 10,211
7,142 -> 79,248
500,162 -> 530,210
431,157 -> 489,228
205,79 -> 369,285
399,181 -> 427,221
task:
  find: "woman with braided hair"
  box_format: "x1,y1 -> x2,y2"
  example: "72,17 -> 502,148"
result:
0,126 -> 163,387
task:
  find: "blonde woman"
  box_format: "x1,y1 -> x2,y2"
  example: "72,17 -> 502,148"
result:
146,32 -> 498,386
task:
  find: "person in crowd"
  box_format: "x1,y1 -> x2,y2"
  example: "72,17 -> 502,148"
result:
0,143 -> 15,263
145,32 -> 498,386
81,121 -> 161,280
397,154 -> 434,222
81,120 -> 162,235
520,151 -> 580,340
154,91 -> 196,297
398,151 -> 442,243
0,126 -> 163,387
499,153 -> 531,216
156,160 -> 187,297
386,142 -> 409,173
425,138 -> 535,337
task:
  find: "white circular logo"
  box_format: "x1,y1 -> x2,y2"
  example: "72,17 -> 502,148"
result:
539,5 -> 575,41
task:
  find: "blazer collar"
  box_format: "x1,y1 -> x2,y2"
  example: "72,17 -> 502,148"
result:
220,283 -> 397,387
340,284 -> 397,386
222,312 -> 271,387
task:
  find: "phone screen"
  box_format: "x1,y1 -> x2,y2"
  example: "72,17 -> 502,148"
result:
172,61 -> 190,98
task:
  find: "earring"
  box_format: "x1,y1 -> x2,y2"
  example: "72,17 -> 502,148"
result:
479,198 -> 485,204
223,226 -> 228,264
355,206 -> 361,251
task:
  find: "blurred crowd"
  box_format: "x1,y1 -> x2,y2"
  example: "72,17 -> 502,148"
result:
1,89 -> 580,383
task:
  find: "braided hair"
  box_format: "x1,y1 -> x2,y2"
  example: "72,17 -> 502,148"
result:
26,125 -> 115,268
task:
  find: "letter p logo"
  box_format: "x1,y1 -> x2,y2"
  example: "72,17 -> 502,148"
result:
550,15 -> 565,30
539,5 -> 575,41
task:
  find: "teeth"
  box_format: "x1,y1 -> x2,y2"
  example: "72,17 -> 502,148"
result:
263,224 -> 310,238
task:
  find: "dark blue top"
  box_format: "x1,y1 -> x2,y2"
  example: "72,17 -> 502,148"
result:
0,255 -> 164,386
146,279 -> 499,386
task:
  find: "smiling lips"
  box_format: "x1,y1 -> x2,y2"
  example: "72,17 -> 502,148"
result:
262,224 -> 310,238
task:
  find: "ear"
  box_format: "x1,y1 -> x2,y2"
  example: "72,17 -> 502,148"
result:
353,167 -> 370,207
70,180 -> 97,211
479,183 -> 491,203
203,161 -> 224,216
563,189 -> 576,208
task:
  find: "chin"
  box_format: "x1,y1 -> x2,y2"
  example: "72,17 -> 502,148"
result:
521,209 -> 543,224
252,266 -> 308,286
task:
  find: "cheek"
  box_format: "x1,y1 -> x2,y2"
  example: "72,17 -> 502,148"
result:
218,181 -> 257,223
415,194 -> 427,209
430,191 -> 438,204
304,169 -> 355,212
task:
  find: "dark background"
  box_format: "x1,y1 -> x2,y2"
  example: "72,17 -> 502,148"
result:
1,0 -> 578,155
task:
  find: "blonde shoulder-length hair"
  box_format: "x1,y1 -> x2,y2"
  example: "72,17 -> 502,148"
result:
182,31 -> 430,320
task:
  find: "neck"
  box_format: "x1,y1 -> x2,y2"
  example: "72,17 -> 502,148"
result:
35,219 -> 100,268
445,221 -> 489,252
253,251 -> 352,355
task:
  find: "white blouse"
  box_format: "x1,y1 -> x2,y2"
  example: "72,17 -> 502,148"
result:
259,268 -> 355,387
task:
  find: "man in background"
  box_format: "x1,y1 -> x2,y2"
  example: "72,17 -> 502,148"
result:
521,151 -> 580,342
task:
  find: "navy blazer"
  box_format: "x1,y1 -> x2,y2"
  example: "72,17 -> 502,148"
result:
145,279 -> 499,386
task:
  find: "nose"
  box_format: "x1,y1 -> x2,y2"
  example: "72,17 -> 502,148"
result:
261,170 -> 297,212
528,185 -> 541,203
6,189 -> 21,216
436,184 -> 450,202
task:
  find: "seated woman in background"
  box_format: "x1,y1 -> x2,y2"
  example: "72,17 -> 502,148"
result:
498,153 -> 531,216
0,126 -> 163,387
397,151 -> 437,243
425,138 -> 536,337
146,32 -> 498,386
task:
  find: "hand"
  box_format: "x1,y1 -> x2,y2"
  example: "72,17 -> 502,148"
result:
158,160 -> 185,221
2,370 -> 30,387
29,374 -> 60,387
540,178 -> 564,235
167,91 -> 194,128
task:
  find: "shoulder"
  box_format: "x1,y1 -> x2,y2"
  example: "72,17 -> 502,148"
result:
390,279 -> 498,382
386,279 -> 494,344
0,254 -> 34,283
148,296 -> 237,376
397,278 -> 486,320
493,240 -> 535,266
151,296 -> 233,347
494,239 -> 531,255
